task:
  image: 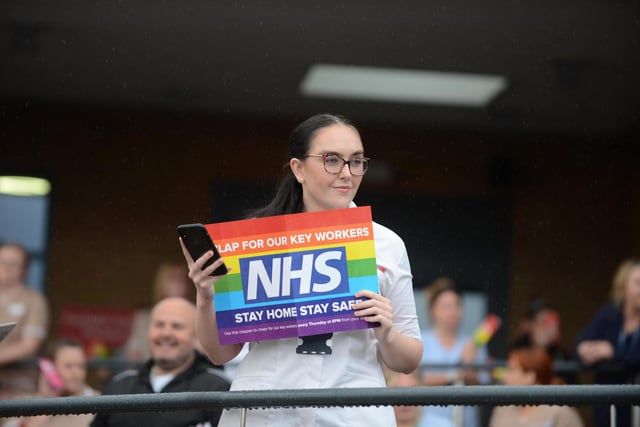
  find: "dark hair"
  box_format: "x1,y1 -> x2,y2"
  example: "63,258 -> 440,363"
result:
526,297 -> 551,319
46,338 -> 85,361
425,277 -> 460,311
249,114 -> 356,218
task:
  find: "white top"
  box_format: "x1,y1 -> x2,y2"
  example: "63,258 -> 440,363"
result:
149,373 -> 175,392
219,221 -> 422,427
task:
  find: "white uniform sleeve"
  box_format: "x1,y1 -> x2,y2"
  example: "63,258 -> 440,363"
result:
374,223 -> 422,341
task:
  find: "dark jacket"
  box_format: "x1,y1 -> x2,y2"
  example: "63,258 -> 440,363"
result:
575,303 -> 640,427
90,352 -> 230,427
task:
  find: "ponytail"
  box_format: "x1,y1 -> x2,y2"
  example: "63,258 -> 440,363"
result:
247,172 -> 303,218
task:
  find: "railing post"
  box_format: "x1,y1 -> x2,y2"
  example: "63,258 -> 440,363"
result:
610,405 -> 616,427
240,407 -> 247,427
452,403 -> 463,427
1,385 -> 639,418
633,405 -> 639,427
453,379 -> 464,427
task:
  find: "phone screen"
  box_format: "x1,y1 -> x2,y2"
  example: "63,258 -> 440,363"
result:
178,224 -> 228,276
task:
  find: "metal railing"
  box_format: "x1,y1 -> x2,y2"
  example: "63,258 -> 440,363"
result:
5,359 -> 639,427
1,385 -> 639,417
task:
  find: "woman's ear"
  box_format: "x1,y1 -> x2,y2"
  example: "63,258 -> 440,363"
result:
290,158 -> 304,184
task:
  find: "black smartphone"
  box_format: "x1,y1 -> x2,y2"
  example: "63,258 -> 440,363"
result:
177,223 -> 228,276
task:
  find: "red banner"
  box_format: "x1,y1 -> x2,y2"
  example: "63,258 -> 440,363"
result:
57,306 -> 135,357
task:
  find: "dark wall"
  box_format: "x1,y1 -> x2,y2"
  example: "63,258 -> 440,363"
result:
2,103 -> 638,357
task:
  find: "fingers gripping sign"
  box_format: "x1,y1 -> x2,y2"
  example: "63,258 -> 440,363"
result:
353,289 -> 394,341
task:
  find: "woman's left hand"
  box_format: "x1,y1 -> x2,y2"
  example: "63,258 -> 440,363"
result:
353,289 -> 393,341
353,290 -> 422,373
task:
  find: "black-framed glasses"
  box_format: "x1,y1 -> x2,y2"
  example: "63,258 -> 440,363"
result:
304,153 -> 370,176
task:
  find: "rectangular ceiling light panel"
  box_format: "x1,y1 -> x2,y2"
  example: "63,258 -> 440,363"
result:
300,64 -> 507,107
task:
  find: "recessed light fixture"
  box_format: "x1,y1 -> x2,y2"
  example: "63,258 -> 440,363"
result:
0,176 -> 51,196
300,64 -> 508,107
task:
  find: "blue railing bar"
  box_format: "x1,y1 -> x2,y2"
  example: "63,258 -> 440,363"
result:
0,385 -> 639,417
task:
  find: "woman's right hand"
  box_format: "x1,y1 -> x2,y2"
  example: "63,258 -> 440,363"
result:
179,238 -> 228,299
459,339 -> 481,384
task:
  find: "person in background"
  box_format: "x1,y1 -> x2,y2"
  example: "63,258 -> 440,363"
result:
3,339 -> 98,427
511,299 -> 575,384
122,262 -> 193,362
513,296 -> 547,343
575,257 -> 640,427
490,347 -> 584,427
386,367 -> 464,427
0,242 -> 50,398
91,297 -> 230,427
419,278 -> 489,427
182,114 -> 422,426
386,369 -> 423,427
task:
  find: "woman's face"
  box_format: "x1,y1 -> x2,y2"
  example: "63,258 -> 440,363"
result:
54,346 -> 87,395
430,290 -> 462,331
503,355 -> 536,386
624,266 -> 640,310
291,124 -> 364,213
530,309 -> 560,347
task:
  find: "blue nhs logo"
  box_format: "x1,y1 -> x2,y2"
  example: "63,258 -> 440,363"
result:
240,247 -> 349,304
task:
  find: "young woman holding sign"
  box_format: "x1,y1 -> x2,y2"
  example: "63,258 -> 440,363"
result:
180,114 -> 423,426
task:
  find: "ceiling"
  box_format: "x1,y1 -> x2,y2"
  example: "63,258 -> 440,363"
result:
2,1 -> 639,135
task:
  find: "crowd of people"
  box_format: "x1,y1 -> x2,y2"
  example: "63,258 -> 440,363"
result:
385,257 -> 640,427
1,114 -> 639,426
2,339 -> 98,427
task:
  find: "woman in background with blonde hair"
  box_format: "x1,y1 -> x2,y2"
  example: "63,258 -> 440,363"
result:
575,257 -> 640,427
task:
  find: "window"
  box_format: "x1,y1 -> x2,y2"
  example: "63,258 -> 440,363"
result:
0,175 -> 52,293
